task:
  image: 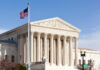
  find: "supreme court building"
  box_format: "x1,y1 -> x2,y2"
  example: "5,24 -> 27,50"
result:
0,17 -> 81,70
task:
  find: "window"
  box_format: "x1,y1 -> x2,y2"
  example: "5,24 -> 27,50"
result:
11,37 -> 13,40
11,55 -> 15,62
5,55 -> 8,60
79,59 -> 81,65
8,38 -> 10,40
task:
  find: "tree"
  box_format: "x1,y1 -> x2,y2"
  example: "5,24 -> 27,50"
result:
0,59 -> 26,70
0,59 -> 16,70
16,64 -> 26,70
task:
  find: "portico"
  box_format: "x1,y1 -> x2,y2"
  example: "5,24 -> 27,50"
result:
17,17 -> 80,67
29,32 -> 78,66
1,17 -> 100,70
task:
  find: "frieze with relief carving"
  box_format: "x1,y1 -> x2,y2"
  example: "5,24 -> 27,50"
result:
32,20 -> 77,32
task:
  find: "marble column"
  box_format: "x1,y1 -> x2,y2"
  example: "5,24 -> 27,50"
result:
44,34 -> 47,62
53,39 -> 57,64
66,38 -> 69,65
57,35 -> 61,65
75,37 -> 78,66
47,39 -> 49,62
31,32 -> 34,62
50,34 -> 53,64
63,36 -> 67,65
69,37 -> 73,66
37,33 -> 40,62
40,38 -> 43,61
33,37 -> 36,62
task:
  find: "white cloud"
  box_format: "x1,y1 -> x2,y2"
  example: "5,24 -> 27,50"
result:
79,31 -> 100,51
0,29 -> 8,34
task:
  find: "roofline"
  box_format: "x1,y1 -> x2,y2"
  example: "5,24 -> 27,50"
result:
0,17 -> 81,37
0,24 -> 27,37
56,17 -> 81,32
78,48 -> 96,51
31,17 -> 81,32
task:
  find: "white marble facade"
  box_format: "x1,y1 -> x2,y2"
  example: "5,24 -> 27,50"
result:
0,42 -> 17,62
0,17 -> 81,70
0,17 -> 100,70
77,48 -> 100,70
25,31 -> 78,66
19,17 -> 80,66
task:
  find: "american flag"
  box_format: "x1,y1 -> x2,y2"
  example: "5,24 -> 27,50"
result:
20,7 -> 28,19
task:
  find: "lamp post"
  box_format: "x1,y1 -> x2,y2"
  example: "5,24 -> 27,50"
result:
80,51 -> 86,70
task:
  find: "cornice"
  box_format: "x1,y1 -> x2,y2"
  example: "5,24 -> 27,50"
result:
55,17 -> 81,32
0,24 -> 27,38
77,48 -> 100,54
31,17 -> 81,32
31,24 -> 80,33
0,17 -> 81,38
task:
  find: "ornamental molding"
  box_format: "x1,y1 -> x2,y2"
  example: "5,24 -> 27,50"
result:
31,17 -> 81,32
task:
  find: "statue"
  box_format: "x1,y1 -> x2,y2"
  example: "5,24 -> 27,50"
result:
42,56 -> 46,64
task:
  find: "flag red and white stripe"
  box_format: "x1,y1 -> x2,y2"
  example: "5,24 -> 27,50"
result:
20,8 -> 28,19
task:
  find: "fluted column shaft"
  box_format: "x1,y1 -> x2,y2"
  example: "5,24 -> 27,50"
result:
37,33 -> 40,62
44,34 -> 47,62
25,35 -> 28,63
63,36 -> 67,65
33,36 -> 36,62
50,35 -> 53,64
75,38 -> 78,66
69,37 -> 73,66
31,32 -> 34,62
57,35 -> 61,65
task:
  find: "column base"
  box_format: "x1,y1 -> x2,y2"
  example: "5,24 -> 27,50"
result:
50,63 -> 55,66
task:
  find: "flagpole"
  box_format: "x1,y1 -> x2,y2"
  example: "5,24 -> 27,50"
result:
27,2 -> 31,70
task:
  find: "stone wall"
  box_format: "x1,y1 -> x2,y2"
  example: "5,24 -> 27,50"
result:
0,43 -> 17,62
73,48 -> 100,70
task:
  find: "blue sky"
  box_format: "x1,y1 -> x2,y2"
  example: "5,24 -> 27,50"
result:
0,0 -> 100,50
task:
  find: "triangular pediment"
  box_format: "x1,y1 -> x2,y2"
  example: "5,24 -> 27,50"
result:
31,17 -> 80,32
